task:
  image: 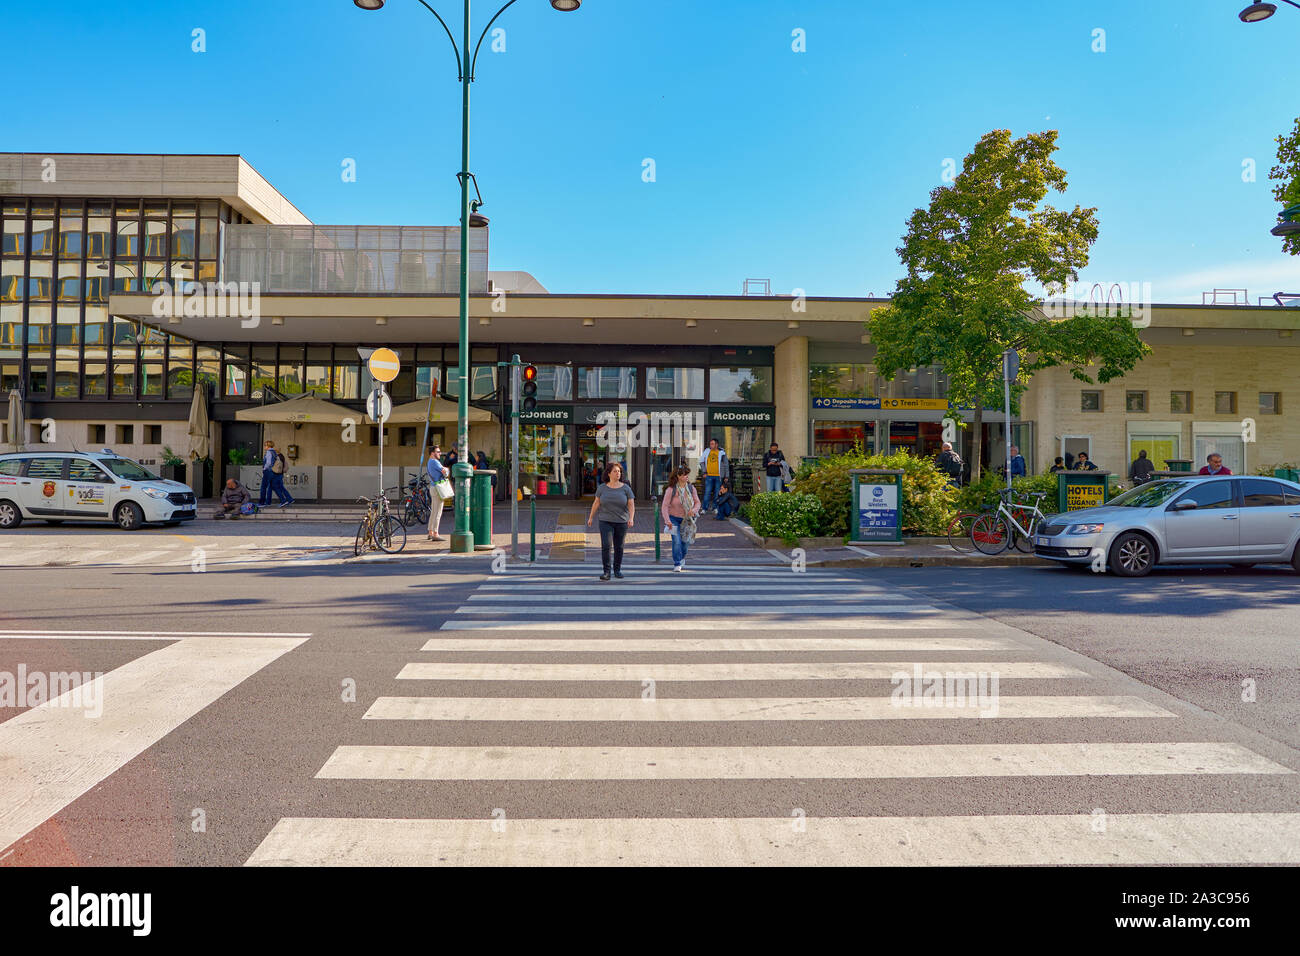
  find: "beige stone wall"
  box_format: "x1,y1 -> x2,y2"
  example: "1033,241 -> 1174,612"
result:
774,335 -> 810,462
1022,343 -> 1300,473
4,418 -> 194,465
258,421 -> 501,470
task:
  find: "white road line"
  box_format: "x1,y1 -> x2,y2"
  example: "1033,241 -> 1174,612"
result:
114,550 -> 171,565
764,549 -> 790,563
363,695 -> 1174,722
315,742 -> 1291,781
417,637 -> 1020,652
441,618 -> 969,631
453,605 -> 942,617
0,636 -> 307,853
246,813 -> 1300,866
395,661 -> 1084,680
473,584 -> 872,593
0,629 -> 313,638
466,592 -> 895,602
847,546 -> 881,558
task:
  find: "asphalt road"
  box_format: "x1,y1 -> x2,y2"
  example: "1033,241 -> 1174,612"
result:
1,553 -> 1297,866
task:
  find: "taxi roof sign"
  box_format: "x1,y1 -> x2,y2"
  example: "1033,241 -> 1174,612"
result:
368,347 -> 400,383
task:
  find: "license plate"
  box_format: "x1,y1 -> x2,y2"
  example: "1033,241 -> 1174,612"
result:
1036,537 -> 1049,547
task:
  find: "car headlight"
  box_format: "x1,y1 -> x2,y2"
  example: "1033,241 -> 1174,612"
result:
1068,523 -> 1105,534
142,487 -> 170,499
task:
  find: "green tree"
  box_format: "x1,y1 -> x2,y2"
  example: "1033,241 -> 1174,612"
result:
867,129 -> 1150,480
1270,116 -> 1300,256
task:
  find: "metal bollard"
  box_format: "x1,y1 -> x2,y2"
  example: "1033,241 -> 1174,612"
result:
529,492 -> 536,563
653,495 -> 661,562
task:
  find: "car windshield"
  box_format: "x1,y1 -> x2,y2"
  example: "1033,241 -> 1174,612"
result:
1106,479 -> 1191,508
101,458 -> 158,481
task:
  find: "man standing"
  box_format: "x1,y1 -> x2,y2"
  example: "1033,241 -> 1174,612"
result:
260,440 -> 294,508
761,442 -> 786,493
1129,449 -> 1156,485
1199,453 -> 1232,476
935,442 -> 963,486
1009,445 -> 1026,479
701,438 -> 729,513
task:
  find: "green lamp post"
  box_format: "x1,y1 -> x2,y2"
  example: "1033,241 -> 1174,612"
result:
354,0 -> 581,552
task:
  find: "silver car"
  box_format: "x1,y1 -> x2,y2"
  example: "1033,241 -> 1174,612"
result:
1033,475 -> 1300,576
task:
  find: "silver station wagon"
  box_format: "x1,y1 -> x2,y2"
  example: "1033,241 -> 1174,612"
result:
1033,475 -> 1300,576
0,450 -> 197,531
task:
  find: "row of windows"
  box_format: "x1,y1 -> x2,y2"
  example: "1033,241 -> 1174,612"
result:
1175,479 -> 1300,509
1082,390 -> 1282,415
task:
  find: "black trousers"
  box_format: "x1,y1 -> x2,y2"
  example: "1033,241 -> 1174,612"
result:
598,520 -> 627,573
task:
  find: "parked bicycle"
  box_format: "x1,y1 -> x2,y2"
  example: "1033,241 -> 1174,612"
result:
399,473 -> 432,528
354,491 -> 407,556
969,488 -> 1052,555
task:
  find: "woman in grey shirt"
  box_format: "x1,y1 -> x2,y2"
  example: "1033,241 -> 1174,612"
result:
586,462 -> 635,580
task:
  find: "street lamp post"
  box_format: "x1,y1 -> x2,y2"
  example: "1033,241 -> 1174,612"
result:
354,0 -> 580,553
1238,1 -> 1300,22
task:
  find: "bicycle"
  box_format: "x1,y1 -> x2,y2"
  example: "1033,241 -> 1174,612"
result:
970,488 -> 1052,555
354,491 -> 407,556
946,508 -> 991,554
398,474 -> 432,528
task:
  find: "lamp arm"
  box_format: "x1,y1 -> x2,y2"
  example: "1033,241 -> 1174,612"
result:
1282,0 -> 1300,9
470,0 -> 523,80
413,0 -> 465,80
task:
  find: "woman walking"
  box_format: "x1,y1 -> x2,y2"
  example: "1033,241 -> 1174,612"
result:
426,444 -> 450,542
663,465 -> 700,572
586,461 -> 635,581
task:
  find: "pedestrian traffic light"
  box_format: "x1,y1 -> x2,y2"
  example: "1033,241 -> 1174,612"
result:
522,364 -> 538,412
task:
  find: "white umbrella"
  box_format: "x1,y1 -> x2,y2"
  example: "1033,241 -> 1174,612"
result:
187,387 -> 211,461
5,390 -> 23,452
234,393 -> 358,424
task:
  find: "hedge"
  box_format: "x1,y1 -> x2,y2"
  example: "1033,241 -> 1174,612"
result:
745,492 -> 825,541
793,449 -> 957,536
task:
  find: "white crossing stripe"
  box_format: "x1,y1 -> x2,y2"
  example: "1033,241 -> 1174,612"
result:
245,813 -> 1300,866
474,584 -> 878,593
395,661 -> 1085,680
0,629 -> 312,638
418,637 -> 1020,652
316,741 -> 1291,781
847,546 -> 881,557
453,605 -> 943,616
441,618 -> 970,631
363,695 -> 1174,722
467,591 -> 903,602
0,635 -> 307,852
114,550 -> 171,565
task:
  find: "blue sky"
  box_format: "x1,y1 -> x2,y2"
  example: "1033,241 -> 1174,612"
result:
9,0 -> 1300,302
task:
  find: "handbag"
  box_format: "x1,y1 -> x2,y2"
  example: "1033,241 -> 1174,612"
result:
677,485 -> 698,545
434,478 -> 454,500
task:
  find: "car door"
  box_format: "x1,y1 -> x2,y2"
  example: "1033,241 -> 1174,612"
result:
1237,478 -> 1300,560
21,456 -> 69,516
63,457 -> 115,521
1163,479 -> 1239,560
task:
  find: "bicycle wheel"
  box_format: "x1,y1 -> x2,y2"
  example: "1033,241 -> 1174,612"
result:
354,518 -> 370,556
374,514 -> 407,554
971,513 -> 1010,555
1013,512 -> 1043,553
946,512 -> 978,553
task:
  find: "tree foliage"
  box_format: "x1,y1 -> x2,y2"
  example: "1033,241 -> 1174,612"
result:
867,129 -> 1150,479
1271,116 -> 1300,256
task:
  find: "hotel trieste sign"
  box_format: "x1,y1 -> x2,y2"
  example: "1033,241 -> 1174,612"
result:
849,469 -> 904,543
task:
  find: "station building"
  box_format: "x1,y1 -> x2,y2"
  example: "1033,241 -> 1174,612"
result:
2,152 -> 1297,500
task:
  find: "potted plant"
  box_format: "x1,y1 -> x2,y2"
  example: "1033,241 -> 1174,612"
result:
226,447 -> 254,486
159,446 -> 186,483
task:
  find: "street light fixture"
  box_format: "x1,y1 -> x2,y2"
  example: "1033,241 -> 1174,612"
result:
1239,1 -> 1300,21
351,0 -> 579,553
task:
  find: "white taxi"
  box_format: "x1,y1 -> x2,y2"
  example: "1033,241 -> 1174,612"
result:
0,450 -> 197,530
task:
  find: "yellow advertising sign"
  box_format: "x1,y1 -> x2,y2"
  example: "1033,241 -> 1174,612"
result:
1066,484 -> 1105,511
879,398 -> 949,411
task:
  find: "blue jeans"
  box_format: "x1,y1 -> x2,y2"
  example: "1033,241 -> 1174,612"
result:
669,515 -> 688,566
716,498 -> 735,520
264,472 -> 293,504
702,475 -> 721,511
258,468 -> 275,505
764,475 -> 782,492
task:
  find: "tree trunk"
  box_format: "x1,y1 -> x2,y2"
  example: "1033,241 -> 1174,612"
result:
970,396 -> 984,483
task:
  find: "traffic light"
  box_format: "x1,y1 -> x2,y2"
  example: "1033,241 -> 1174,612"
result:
521,364 -> 538,412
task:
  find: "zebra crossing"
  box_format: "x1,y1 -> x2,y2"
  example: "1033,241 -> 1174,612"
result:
0,540 -> 324,569
245,564 -> 1300,866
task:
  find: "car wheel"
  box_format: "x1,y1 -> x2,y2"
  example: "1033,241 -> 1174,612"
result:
1110,532 -> 1155,577
0,499 -> 22,529
115,501 -> 144,531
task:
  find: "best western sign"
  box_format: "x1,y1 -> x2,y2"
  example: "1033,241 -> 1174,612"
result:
708,407 -> 775,426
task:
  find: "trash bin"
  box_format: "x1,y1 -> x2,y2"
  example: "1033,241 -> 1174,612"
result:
849,469 -> 904,544
1162,459 -> 1193,473
471,469 -> 496,551
1056,470 -> 1110,513
1273,467 -> 1300,483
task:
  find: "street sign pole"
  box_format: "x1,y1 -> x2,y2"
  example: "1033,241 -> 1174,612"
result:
1002,349 -> 1019,491
378,382 -> 386,497
510,355 -> 521,559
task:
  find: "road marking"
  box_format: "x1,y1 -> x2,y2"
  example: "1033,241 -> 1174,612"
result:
847,546 -> 881,558
473,584 -> 873,593
363,695 -> 1174,722
0,635 -> 307,853
453,605 -> 942,617
417,637 -> 1021,652
115,550 -> 171,565
466,590 -> 898,601
0,629 -> 313,639
441,618 -> 969,631
764,549 -> 789,562
395,661 -> 1085,680
316,741 -> 1291,781
246,813 -> 1300,866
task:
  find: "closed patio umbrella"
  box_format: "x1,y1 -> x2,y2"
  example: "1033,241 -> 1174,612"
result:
187,387 -> 211,461
5,390 -> 23,452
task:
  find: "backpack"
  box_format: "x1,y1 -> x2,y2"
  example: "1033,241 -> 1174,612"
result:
271,452 -> 286,475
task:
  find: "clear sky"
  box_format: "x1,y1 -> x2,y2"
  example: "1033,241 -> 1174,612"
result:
9,0 -> 1300,302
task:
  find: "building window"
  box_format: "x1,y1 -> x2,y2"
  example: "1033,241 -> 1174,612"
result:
145,425 -> 163,445
530,365 -> 574,402
1129,432 -> 1180,470
1260,392 -> 1281,415
116,424 -> 134,444
1214,391 -> 1237,415
646,367 -> 705,401
399,427 -> 418,447
88,424 -> 106,445
577,367 -> 637,400
1125,391 -> 1147,413
1080,390 -> 1103,412
710,366 -> 773,403
810,364 -> 876,399
1170,390 -> 1192,414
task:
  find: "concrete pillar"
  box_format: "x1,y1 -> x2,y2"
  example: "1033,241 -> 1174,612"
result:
775,335 -> 809,462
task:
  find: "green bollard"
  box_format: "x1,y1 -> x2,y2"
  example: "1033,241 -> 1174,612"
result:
529,492 -> 536,563
654,496 -> 661,562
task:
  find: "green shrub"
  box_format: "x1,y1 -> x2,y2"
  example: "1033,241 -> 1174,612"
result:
746,492 -> 825,540
956,470 -> 1061,514
796,448 -> 957,536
